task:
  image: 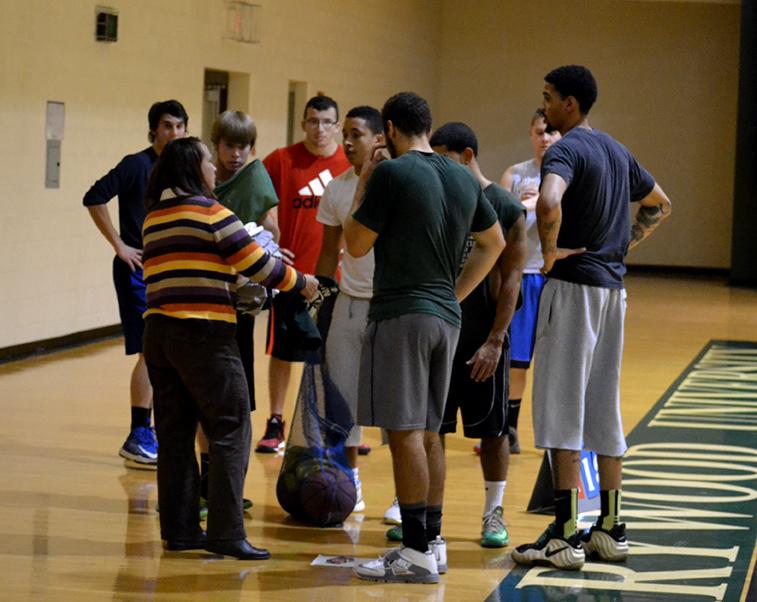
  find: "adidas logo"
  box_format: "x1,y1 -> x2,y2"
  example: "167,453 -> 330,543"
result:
298,169 -> 334,197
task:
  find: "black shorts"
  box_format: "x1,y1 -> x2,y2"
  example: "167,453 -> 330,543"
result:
265,292 -> 309,362
440,334 -> 510,439
113,256 -> 146,355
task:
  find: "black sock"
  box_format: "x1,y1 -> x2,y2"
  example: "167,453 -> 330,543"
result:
425,505 -> 442,541
399,502 -> 428,553
200,453 -> 210,500
508,399 -> 521,430
554,489 -> 578,539
130,407 -> 151,430
598,489 -> 621,530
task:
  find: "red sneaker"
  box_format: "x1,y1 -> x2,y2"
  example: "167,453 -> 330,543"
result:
255,415 -> 285,453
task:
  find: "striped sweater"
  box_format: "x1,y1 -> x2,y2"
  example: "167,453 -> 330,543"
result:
142,194 -> 304,323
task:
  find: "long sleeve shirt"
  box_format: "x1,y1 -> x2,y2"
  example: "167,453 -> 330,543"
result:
142,193 -> 304,323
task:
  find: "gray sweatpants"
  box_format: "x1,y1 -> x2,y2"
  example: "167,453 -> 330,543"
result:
532,279 -> 628,457
324,294 -> 370,446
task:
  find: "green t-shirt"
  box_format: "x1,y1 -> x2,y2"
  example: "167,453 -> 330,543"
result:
486,183 -> 524,236
353,151 -> 498,327
214,159 -> 278,225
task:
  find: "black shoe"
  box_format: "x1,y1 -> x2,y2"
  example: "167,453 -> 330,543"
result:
164,531 -> 207,551
255,416 -> 285,453
206,539 -> 271,560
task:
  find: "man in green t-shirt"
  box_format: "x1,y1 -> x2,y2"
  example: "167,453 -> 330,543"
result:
344,92 -> 505,584
431,122 -> 527,549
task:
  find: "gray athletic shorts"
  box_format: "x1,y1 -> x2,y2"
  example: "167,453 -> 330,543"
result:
325,293 -> 370,447
532,279 -> 627,457
358,313 -> 460,431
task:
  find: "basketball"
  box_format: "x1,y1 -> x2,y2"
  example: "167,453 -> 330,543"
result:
275,465 -> 304,518
299,464 -> 356,527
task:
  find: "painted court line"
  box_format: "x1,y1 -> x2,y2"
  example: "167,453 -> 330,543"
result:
488,340 -> 757,602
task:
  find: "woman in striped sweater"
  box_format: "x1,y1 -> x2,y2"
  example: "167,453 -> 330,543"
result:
142,137 -> 317,560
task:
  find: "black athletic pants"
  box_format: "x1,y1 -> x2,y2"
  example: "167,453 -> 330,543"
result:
144,315 -> 251,544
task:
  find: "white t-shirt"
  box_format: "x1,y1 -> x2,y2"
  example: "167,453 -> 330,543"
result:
316,167 -> 375,298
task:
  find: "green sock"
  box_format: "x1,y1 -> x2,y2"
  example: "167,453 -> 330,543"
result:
599,489 -> 621,530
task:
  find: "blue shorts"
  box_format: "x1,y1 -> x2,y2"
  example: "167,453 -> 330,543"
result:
509,273 -> 546,369
113,257 -> 146,355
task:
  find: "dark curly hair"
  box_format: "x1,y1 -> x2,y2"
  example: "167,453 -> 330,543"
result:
545,65 -> 598,115
382,92 -> 432,137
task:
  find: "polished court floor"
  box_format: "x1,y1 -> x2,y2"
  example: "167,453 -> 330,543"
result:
1,273 -> 756,601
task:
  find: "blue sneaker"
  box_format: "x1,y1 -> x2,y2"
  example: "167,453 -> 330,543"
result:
120,426 -> 158,469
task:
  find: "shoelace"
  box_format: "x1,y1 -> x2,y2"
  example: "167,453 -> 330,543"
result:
134,426 -> 156,447
483,510 -> 505,533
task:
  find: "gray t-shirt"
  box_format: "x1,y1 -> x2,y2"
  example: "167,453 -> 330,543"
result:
506,158 -> 542,273
541,128 -> 655,288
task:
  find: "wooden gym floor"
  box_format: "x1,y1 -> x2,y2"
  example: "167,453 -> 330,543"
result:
1,272 -> 755,601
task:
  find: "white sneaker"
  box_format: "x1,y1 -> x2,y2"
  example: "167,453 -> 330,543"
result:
383,497 -> 401,525
429,535 -> 447,574
354,546 -> 439,583
353,478 -> 366,513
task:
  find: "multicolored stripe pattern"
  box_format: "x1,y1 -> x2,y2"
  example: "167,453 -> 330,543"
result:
142,195 -> 304,323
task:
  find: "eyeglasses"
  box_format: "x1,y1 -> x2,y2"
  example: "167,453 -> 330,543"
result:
304,118 -> 337,129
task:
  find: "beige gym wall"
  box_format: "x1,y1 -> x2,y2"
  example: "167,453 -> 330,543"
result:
0,0 -> 742,348
0,0 -> 441,348
436,0 -> 740,270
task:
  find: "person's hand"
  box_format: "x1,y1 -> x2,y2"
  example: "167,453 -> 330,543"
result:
519,186 -> 538,202
300,274 -> 319,301
466,339 -> 502,382
359,145 -> 390,183
280,248 -> 295,266
541,247 -> 586,274
116,243 -> 143,272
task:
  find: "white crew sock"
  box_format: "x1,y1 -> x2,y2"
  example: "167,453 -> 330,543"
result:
352,467 -> 360,483
483,480 -> 506,517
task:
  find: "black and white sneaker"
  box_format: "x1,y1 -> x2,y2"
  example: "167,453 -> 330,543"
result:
582,523 -> 628,562
511,522 -> 585,570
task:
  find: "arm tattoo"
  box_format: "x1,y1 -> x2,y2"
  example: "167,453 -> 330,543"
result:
630,203 -> 666,247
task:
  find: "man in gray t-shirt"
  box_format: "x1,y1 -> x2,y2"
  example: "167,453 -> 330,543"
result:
512,65 -> 672,572
344,93 -> 504,583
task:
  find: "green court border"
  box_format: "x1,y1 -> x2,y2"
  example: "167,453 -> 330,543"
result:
487,340 -> 757,602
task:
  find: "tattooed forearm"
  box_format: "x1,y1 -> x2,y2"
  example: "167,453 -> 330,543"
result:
629,203 -> 670,249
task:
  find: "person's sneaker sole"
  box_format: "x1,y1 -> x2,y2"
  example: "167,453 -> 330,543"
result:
583,528 -> 628,562
481,533 -> 509,548
122,457 -> 157,471
355,572 -> 439,584
255,441 -> 285,454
